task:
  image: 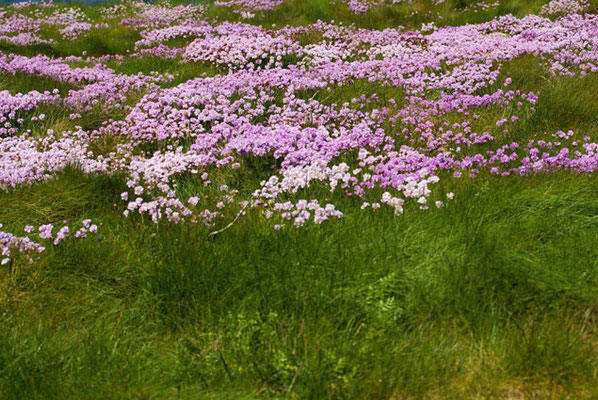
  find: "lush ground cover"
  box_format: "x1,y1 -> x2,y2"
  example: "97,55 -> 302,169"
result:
1,0 -> 598,398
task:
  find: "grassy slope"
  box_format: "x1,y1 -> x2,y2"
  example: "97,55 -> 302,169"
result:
1,1 -> 598,399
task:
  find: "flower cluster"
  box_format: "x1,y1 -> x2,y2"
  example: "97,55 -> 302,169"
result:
0,52 -> 174,134
0,223 -> 45,265
0,0 -> 597,249
183,26 -> 300,70
0,219 -> 100,265
214,0 -> 288,12
58,22 -> 92,40
541,0 -> 588,15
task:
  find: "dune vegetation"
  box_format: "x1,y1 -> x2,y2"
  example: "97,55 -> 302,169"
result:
0,0 -> 597,398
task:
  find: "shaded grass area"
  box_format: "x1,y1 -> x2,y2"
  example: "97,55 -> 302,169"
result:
105,56 -> 222,87
0,72 -> 80,95
6,100 -> 136,136
55,26 -> 141,57
0,25 -> 141,58
0,169 -> 597,399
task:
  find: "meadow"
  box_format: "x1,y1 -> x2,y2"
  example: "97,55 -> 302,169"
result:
0,0 -> 598,398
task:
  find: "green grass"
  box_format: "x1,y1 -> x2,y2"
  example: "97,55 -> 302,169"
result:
0,73 -> 80,95
204,0 -> 584,30
105,56 -> 222,87
1,169 -> 597,399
